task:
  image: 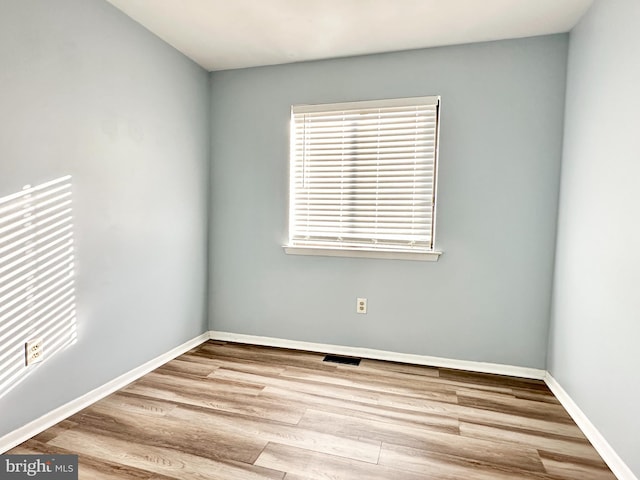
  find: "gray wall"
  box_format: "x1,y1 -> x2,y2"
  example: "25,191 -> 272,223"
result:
548,0 -> 640,476
209,35 -> 568,369
0,0 -> 210,437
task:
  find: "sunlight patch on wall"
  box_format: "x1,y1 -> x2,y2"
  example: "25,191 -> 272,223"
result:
0,176 -> 77,399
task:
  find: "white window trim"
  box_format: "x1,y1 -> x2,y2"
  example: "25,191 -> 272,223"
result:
283,245 -> 442,261
285,95 -> 441,260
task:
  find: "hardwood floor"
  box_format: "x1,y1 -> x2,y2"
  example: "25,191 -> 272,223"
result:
9,341 -> 616,479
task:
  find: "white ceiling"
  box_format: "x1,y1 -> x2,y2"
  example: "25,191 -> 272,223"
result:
106,0 -> 594,72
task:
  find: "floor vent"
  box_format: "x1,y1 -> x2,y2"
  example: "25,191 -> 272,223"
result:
323,354 -> 361,366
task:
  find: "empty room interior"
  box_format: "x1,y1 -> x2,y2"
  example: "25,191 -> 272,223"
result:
1,0 -> 639,479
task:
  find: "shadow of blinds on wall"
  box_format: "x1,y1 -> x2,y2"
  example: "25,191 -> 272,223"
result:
0,176 -> 77,398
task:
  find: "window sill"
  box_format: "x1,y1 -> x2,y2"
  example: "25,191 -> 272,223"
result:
283,246 -> 442,261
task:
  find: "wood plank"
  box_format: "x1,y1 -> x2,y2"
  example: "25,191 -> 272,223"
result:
11,439 -> 162,480
438,368 -> 550,392
96,392 -> 178,418
358,358 -> 439,377
457,388 -> 575,424
122,382 -> 305,424
255,443 -> 427,480
538,450 -> 612,470
209,368 -> 381,404
156,358 -> 219,377
260,385 -> 459,434
374,391 -> 585,439
456,409 -> 585,440
460,421 -> 601,461
132,370 -> 264,396
196,343 -> 330,371
210,367 -> 458,404
298,409 -> 545,473
512,387 -> 561,404
200,356 -> 287,376
49,429 -> 285,480
378,442 -> 561,480
30,419 -> 78,444
168,404 -> 381,464
280,365 -> 459,400
538,450 -> 615,478
72,394 -> 268,464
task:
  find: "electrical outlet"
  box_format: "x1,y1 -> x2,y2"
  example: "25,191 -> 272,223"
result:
356,298 -> 367,314
25,338 -> 43,366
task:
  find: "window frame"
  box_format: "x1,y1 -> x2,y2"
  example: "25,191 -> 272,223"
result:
285,96 -> 442,261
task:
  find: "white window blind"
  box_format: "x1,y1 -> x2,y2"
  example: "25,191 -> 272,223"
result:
288,96 -> 440,254
0,176 -> 77,398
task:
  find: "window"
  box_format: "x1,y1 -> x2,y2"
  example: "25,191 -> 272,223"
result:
286,96 -> 441,260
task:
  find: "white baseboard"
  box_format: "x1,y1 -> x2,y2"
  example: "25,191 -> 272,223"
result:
544,373 -> 637,480
208,330 -> 547,380
0,332 -> 210,454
